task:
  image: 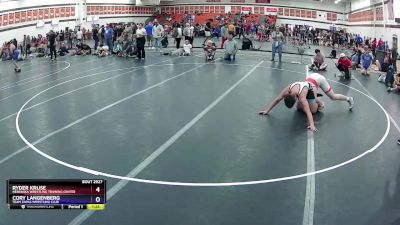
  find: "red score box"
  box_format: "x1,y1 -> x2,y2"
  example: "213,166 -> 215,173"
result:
21,11 -> 26,22
3,14 -> 8,26
8,13 -> 14,25
65,7 -> 71,17
15,12 -> 20,23
27,10 -> 32,21
44,9 -> 49,19
50,8 -> 54,18
38,9 -> 44,20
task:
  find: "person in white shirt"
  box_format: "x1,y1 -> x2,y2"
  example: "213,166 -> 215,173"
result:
152,19 -> 164,52
182,40 -> 192,55
183,23 -> 194,46
76,29 -> 83,43
135,23 -> 147,59
169,39 -> 192,56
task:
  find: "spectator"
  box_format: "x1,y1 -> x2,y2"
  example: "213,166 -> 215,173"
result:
145,22 -> 153,48
377,38 -> 384,51
105,25 -> 114,51
203,39 -> 216,61
174,24 -> 183,49
221,23 -> 229,49
161,31 -> 169,48
92,26 -> 99,50
361,46 -> 374,75
169,39 -> 192,56
271,26 -> 284,62
351,49 -> 362,69
228,22 -> 236,36
223,34 -> 238,61
59,42 -> 69,56
47,30 -> 57,60
355,35 -> 363,47
97,43 -> 109,57
183,23 -> 194,46
152,20 -> 164,52
310,49 -> 328,71
135,23 -> 147,60
336,53 -> 352,79
76,29 -> 83,43
203,21 -> 212,45
387,73 -> 400,92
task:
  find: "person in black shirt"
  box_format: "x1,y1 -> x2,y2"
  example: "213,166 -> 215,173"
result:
81,43 -> 92,55
48,30 -> 57,60
92,27 -> 99,50
59,42 -> 69,56
75,42 -> 91,55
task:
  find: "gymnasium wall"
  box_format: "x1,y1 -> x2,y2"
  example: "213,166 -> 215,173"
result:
346,0 -> 400,48
159,0 -> 347,30
0,0 -> 153,44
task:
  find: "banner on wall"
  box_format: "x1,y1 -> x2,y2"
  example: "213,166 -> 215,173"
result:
38,9 -> 44,20
242,7 -> 252,11
15,12 -> 20,23
266,8 -> 277,12
392,0 -> 399,20
21,11 -> 26,22
8,13 -> 14,25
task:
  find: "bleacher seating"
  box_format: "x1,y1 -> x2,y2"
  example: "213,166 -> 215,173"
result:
155,12 -> 277,27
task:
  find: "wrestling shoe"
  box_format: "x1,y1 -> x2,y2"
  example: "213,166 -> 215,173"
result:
347,97 -> 354,111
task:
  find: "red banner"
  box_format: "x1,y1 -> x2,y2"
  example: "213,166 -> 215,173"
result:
242,7 -> 252,11
8,13 -> 14,25
27,10 -> 32,20
256,0 -> 270,3
66,7 -> 71,17
15,12 -> 20,23
3,14 -> 8,26
21,11 -> 26,22
38,9 -> 44,19
266,8 -> 277,12
44,9 -> 49,19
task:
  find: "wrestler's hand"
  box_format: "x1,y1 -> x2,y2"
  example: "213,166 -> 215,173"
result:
257,111 -> 269,116
307,125 -> 318,132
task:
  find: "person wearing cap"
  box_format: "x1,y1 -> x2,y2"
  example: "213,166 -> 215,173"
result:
336,53 -> 352,79
152,20 -> 164,52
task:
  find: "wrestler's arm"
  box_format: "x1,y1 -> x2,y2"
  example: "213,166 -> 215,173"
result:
257,86 -> 289,115
298,92 -> 317,132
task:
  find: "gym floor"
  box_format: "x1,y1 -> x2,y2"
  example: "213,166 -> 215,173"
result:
0,47 -> 399,225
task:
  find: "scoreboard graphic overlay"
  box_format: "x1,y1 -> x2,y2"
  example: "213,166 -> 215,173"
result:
7,179 -> 106,210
